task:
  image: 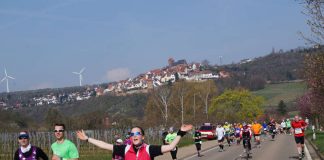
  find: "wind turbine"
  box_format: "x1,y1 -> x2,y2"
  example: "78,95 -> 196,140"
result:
72,67 -> 85,86
1,68 -> 15,93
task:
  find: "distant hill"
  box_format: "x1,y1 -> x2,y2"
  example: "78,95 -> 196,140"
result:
221,48 -> 311,82
0,47 -> 319,131
211,48 -> 318,92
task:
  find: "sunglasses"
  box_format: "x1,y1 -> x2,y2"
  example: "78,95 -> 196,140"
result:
54,130 -> 64,133
18,137 -> 29,140
130,132 -> 142,137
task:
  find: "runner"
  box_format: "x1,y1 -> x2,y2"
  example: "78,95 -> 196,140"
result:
286,118 -> 292,135
223,122 -> 231,146
280,119 -> 287,134
124,135 -> 131,145
113,139 -> 124,160
215,124 -> 225,152
14,131 -> 48,160
262,121 -> 268,139
268,120 -> 277,140
76,124 -> 192,160
161,130 -> 168,145
251,121 -> 262,148
193,127 -> 203,157
240,123 -> 252,153
51,123 -> 79,160
165,127 -> 178,160
229,124 -> 235,144
291,115 -> 307,160
234,124 -> 242,145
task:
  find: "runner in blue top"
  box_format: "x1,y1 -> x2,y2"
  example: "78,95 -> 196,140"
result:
262,121 -> 268,138
234,124 -> 242,145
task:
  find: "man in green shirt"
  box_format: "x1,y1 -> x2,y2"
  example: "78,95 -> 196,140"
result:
165,127 -> 178,160
51,123 -> 79,160
286,119 -> 292,135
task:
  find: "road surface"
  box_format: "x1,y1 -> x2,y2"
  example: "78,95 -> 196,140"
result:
183,134 -> 312,160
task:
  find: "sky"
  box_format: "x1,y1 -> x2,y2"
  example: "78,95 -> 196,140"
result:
0,0 -> 311,92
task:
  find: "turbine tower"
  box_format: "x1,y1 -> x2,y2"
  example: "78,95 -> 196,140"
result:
72,67 -> 85,86
1,68 -> 15,93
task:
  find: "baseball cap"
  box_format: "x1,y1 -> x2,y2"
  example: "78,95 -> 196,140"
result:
18,131 -> 29,139
116,139 -> 123,144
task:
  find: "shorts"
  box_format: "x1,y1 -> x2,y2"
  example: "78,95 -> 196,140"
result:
235,133 -> 240,138
254,134 -> 260,137
218,137 -> 224,142
195,143 -> 201,151
295,136 -> 304,144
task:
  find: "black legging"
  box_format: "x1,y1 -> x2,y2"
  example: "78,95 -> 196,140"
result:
170,147 -> 178,159
243,138 -> 251,150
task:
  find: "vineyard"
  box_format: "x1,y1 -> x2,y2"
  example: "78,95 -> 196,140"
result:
0,128 -> 192,159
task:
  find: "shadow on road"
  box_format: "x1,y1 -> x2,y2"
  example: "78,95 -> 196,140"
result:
288,155 -> 301,159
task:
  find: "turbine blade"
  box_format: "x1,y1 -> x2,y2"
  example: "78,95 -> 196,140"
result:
4,69 -> 7,76
1,77 -> 5,82
80,67 -> 85,73
7,76 -> 15,79
72,72 -> 80,74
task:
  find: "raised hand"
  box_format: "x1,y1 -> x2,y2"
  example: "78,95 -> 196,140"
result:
76,130 -> 88,141
180,124 -> 193,132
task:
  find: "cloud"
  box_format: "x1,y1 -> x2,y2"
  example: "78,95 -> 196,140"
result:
29,82 -> 53,90
106,68 -> 131,82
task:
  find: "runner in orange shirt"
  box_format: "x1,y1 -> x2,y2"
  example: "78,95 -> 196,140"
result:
251,121 -> 262,148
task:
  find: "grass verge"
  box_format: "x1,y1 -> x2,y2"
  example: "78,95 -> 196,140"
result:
305,130 -> 324,155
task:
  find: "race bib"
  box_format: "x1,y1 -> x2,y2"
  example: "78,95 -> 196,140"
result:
295,128 -> 302,134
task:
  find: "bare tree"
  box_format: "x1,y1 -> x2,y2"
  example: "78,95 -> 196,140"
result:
152,85 -> 171,126
195,80 -> 217,121
172,81 -> 189,124
299,0 -> 324,45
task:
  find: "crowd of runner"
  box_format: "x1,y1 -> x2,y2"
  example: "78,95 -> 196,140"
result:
14,115 -> 308,160
193,115 -> 308,160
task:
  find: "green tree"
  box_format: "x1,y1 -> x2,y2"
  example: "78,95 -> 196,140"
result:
277,100 -> 287,115
209,88 -> 264,123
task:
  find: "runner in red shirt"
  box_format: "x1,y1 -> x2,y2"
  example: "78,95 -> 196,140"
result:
291,115 -> 307,160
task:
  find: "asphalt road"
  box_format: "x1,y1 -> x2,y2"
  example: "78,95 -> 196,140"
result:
183,134 -> 312,160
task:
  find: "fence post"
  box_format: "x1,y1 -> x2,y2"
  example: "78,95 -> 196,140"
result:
312,125 -> 316,140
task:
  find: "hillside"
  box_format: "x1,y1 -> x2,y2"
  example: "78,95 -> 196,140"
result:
252,81 -> 307,108
0,93 -> 148,131
222,49 -> 309,83
0,47 -> 316,131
